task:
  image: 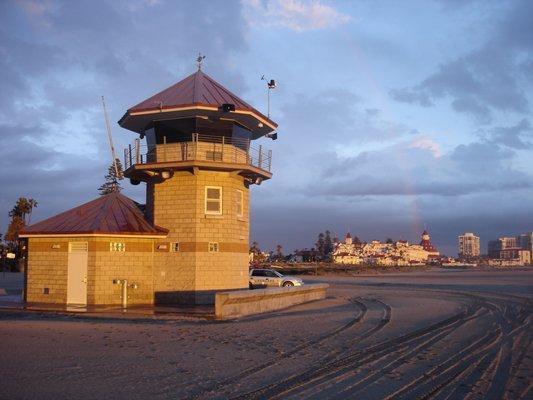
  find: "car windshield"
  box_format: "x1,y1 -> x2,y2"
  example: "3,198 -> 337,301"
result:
272,270 -> 283,277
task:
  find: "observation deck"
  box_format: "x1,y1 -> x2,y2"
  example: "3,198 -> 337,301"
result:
123,133 -> 272,184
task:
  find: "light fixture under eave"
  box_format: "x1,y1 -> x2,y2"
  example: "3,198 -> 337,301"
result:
265,132 -> 278,140
161,171 -> 172,179
254,177 -> 263,185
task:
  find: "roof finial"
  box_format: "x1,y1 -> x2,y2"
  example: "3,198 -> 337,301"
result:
196,52 -> 206,70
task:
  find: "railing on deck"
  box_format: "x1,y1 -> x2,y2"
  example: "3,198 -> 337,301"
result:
124,133 -> 272,172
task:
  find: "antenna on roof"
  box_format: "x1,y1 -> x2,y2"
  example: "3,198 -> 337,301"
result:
101,96 -> 122,179
197,52 -> 206,70
261,75 -> 276,118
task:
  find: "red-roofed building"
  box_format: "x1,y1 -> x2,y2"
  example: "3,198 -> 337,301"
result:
21,192 -> 168,237
420,230 -> 440,258
20,66 -> 277,307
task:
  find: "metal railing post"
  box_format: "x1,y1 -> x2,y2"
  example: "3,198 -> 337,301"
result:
268,150 -> 272,172
221,136 -> 225,162
163,136 -> 167,162
122,279 -> 128,308
194,133 -> 198,160
128,144 -> 133,167
135,138 -> 140,164
258,145 -> 263,168
124,148 -> 127,168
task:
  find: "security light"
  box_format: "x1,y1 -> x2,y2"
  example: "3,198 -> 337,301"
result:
221,103 -> 235,112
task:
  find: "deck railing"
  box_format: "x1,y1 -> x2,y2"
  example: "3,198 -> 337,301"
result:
124,133 -> 272,172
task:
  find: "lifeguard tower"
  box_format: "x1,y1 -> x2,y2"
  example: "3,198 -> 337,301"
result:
118,63 -> 277,304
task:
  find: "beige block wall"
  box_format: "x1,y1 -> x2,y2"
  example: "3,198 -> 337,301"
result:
89,238 -> 155,306
148,169 -> 250,303
26,237 -> 156,306
26,237 -> 71,304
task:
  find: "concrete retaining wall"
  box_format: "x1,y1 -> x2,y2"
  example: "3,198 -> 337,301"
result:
215,283 -> 329,319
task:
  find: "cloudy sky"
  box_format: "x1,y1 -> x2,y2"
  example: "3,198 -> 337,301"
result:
1,0 -> 532,255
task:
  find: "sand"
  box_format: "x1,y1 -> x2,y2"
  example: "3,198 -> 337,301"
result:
0,268 -> 531,399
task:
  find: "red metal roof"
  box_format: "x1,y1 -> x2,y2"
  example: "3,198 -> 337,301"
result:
122,69 -> 277,127
20,192 -> 168,237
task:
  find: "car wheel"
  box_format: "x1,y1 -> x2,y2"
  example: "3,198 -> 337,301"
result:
283,281 -> 294,287
249,283 -> 253,290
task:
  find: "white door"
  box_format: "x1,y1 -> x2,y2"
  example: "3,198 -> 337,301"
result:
67,242 -> 88,305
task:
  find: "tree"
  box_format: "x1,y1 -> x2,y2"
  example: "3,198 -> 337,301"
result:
250,241 -> 261,255
316,232 -> 325,258
8,198 -> 38,225
275,244 -> 283,259
352,236 -> 361,245
324,230 -> 334,256
386,238 -> 394,244
98,158 -> 123,195
5,198 -> 38,268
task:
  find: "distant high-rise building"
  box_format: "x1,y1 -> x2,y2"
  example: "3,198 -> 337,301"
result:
500,237 -> 518,249
458,232 -> 480,257
488,240 -> 500,258
488,236 -> 518,258
517,232 -> 533,264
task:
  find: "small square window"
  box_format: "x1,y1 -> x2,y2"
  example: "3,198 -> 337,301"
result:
110,242 -> 126,252
206,151 -> 223,161
171,242 -> 180,252
209,242 -> 219,252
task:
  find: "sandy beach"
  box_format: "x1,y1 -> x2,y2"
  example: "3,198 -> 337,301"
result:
0,268 -> 531,399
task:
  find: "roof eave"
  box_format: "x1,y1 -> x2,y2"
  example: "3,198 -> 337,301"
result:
20,232 -> 168,239
119,104 -> 278,132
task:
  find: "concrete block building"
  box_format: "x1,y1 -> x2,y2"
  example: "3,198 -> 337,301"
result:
20,67 -> 277,306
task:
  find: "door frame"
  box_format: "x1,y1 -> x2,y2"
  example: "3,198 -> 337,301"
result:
67,242 -> 88,305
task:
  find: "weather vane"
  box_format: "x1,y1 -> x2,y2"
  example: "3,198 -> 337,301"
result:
197,52 -> 206,70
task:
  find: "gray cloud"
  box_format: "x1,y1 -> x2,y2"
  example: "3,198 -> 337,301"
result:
279,89 -> 416,149
484,119 -> 532,149
0,0 -> 249,233
390,1 -> 533,122
301,139 -> 532,198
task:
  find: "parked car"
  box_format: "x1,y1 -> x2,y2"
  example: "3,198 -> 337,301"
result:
249,268 -> 303,289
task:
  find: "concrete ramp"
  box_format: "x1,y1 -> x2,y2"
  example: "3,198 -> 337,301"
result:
215,283 -> 329,319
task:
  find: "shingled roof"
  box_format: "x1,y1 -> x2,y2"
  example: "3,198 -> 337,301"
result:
20,192 -> 168,237
118,69 -> 277,131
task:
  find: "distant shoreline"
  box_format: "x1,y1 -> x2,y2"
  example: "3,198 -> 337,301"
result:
266,263 -> 532,276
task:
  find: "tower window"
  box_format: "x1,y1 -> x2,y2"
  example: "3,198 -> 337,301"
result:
235,189 -> 243,217
206,151 -> 223,161
205,186 -> 222,215
209,242 -> 219,252
171,242 -> 180,252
